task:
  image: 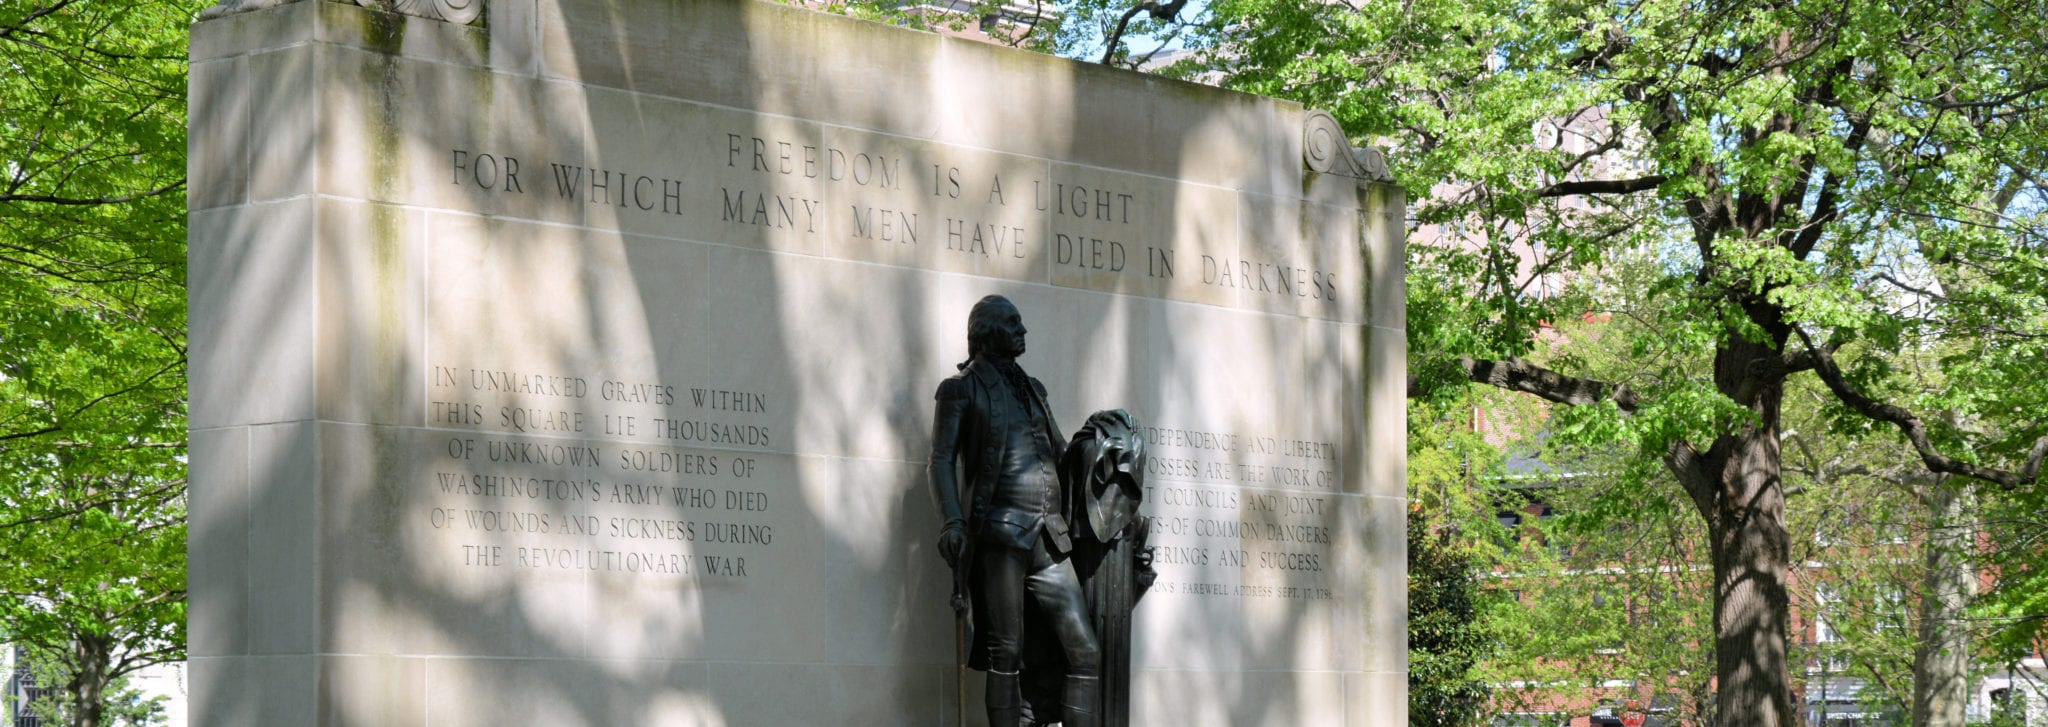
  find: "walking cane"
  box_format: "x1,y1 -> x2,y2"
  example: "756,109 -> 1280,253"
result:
950,545 -> 971,727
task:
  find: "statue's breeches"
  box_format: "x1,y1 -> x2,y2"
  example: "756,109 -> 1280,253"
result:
976,541 -> 1101,676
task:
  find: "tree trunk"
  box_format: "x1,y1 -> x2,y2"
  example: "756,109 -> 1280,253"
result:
67,633 -> 110,727
1705,425 -> 1794,727
1678,334 -> 1795,727
1911,480 -> 1975,727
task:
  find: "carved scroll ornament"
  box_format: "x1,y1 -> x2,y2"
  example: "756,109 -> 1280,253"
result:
1302,109 -> 1392,182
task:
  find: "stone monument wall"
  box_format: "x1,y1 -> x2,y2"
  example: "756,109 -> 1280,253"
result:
187,0 -> 1407,723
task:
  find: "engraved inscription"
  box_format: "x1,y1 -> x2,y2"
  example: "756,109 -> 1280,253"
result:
1142,483 -> 1338,601
1128,423 -> 1343,601
429,365 -> 774,449
444,126 -> 1349,313
429,432 -> 778,581
1139,424 -> 1340,490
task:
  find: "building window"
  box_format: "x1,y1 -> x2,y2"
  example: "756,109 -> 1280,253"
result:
1814,585 -> 1841,644
7,646 -> 48,727
1992,687 -> 2029,725
1496,510 -> 1524,546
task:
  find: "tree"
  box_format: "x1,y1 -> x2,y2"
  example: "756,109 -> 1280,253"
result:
1172,0 -> 2048,723
0,458 -> 186,727
1976,469 -> 2048,693
1408,505 -> 1494,727
1470,272 -> 1998,727
1405,395 -> 1512,726
0,1 -> 198,726
1467,287 -> 1721,725
1783,430 -> 1944,724
14,646 -> 170,727
1479,476 -> 1720,725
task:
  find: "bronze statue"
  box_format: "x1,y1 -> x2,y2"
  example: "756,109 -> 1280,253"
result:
930,295 -> 1152,727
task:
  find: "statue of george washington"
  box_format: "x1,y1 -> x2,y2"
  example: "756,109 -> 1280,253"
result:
930,294 -> 1153,727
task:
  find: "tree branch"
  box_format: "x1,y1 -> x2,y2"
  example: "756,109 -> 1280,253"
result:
1446,356 -> 1642,413
1099,0 -> 1188,66
1918,79 -> 2048,111
1797,330 -> 2047,490
1874,272 -> 1949,302
0,478 -> 184,531
1006,0 -> 1041,47
0,0 -> 77,40
0,179 -> 183,206
1534,175 -> 1669,198
1788,109 -> 1869,259
0,425 -> 63,442
1664,439 -> 1719,517
1553,132 -> 1627,180
1781,338 -> 1840,373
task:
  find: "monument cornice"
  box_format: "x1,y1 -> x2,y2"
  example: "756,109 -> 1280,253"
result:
200,0 -> 482,25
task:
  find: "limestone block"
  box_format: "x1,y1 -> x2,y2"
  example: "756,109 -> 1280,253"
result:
1347,670 -> 1409,727
1367,184 -> 1408,331
187,427 -> 250,658
476,0 -> 535,76
1365,324 -> 1407,499
319,655 -> 426,726
188,58 -> 249,210
316,199 -> 426,426
1237,194 -> 1364,322
247,423 -> 320,655
312,0 -> 484,67
1301,320 -> 1367,495
188,656 -> 317,726
1364,494 -> 1409,674
188,201 -> 316,429
803,456 -> 956,666
421,658 -> 717,725
247,46 -> 318,202
189,0 -> 316,62
1046,165 -> 1238,306
819,126 -> 1048,280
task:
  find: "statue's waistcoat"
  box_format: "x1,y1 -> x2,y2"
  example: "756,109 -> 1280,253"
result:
951,360 -> 1070,553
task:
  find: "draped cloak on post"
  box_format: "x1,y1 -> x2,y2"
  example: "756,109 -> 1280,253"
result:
1025,409 -> 1153,727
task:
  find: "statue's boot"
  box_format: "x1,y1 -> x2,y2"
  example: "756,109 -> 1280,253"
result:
1063,675 -> 1101,727
987,669 -> 1023,727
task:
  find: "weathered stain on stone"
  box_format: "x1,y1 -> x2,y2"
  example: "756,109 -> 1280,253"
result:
353,8 -> 405,201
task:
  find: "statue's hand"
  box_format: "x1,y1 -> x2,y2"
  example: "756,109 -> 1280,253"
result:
939,522 -> 967,569
1135,546 -> 1157,589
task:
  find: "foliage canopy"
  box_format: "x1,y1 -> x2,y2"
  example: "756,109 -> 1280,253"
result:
1166,0 -> 2048,722
1,0 -> 198,725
